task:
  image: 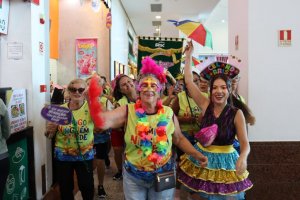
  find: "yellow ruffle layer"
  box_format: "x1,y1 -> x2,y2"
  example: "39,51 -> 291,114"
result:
179,154 -> 249,184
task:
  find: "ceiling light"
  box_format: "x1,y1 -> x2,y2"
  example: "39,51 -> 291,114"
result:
221,19 -> 226,23
151,4 -> 162,12
155,16 -> 161,19
156,28 -> 160,31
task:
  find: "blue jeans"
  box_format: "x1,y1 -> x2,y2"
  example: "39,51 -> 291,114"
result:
123,167 -> 175,200
198,191 -> 245,200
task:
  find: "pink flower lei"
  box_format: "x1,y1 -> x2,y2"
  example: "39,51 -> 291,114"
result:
134,98 -> 169,165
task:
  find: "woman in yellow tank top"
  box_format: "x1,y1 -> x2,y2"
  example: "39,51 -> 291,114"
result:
88,57 -> 208,200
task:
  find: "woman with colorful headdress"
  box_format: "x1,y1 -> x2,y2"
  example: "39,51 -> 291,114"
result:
177,41 -> 253,199
88,56 -> 208,199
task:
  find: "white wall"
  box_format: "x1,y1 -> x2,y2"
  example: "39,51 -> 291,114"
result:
192,0 -> 229,55
228,0 -> 248,101
0,0 -> 50,198
0,1 -> 32,89
111,0 -> 135,80
248,0 -> 300,141
58,0 -> 110,85
31,0 -> 50,198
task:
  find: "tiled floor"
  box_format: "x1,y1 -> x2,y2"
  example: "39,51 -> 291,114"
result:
61,151 -> 191,200
75,153 -> 124,200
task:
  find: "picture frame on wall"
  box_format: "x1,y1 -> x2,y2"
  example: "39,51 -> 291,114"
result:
75,38 -> 98,79
114,61 -> 120,77
114,61 -> 128,77
119,63 -> 124,74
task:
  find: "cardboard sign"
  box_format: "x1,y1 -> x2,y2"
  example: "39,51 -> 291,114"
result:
41,105 -> 72,125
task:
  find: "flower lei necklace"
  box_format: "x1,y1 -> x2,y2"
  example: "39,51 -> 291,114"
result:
135,98 -> 169,165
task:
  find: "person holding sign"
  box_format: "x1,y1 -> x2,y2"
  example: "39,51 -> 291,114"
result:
44,79 -> 95,200
0,98 -> 11,200
88,57 -> 208,200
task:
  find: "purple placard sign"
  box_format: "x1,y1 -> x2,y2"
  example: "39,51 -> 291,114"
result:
41,105 -> 72,125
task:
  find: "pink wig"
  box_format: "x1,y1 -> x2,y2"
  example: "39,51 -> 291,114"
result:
140,57 -> 167,84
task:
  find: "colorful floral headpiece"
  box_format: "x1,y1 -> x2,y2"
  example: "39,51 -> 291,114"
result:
140,57 -> 167,84
197,55 -> 241,81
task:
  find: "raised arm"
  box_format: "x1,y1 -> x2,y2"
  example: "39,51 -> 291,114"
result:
234,109 -> 250,175
88,76 -> 126,130
99,106 -> 127,130
184,41 -> 210,113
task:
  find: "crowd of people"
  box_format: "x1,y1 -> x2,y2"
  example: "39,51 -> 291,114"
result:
44,41 -> 255,200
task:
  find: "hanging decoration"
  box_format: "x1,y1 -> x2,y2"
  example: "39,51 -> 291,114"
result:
137,37 -> 184,78
168,19 -> 213,49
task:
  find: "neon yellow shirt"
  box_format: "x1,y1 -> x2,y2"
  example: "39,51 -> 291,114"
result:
178,91 -> 202,133
117,96 -> 133,106
55,101 -> 94,161
124,104 -> 174,171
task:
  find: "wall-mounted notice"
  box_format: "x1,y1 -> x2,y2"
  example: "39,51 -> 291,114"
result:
278,30 -> 292,47
7,43 -> 23,60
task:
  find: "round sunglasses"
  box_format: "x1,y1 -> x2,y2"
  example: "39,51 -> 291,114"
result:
68,87 -> 85,94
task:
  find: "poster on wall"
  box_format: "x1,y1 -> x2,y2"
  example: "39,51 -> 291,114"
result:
76,38 -> 97,79
0,0 -> 9,34
6,89 -> 28,134
137,37 -> 184,79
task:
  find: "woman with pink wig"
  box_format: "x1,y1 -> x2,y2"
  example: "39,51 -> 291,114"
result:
88,57 -> 207,199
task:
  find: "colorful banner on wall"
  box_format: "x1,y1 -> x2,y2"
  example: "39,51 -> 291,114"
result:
76,38 -> 97,79
137,37 -> 184,78
0,0 -> 9,34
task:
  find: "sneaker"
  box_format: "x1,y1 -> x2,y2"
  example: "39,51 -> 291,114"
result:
112,171 -> 123,180
98,185 -> 107,198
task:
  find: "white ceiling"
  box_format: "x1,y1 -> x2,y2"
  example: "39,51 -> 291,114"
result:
120,0 -> 220,38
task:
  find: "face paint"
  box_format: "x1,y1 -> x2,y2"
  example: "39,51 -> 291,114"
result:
138,77 -> 162,93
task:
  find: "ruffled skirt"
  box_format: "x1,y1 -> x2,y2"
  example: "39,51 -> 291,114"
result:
177,143 -> 253,195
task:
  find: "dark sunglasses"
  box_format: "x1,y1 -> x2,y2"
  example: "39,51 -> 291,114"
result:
68,87 -> 85,94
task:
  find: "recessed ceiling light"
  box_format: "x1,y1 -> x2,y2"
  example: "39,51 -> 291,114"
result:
221,19 -> 226,23
156,15 -> 161,19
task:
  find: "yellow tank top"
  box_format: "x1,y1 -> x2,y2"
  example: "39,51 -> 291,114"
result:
55,101 -> 94,160
178,91 -> 202,133
124,103 -> 174,171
